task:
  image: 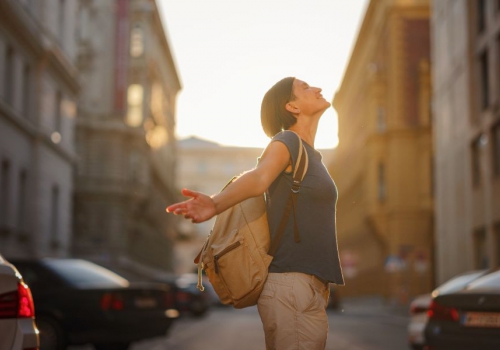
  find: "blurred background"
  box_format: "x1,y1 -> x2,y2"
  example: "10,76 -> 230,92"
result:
0,0 -> 499,349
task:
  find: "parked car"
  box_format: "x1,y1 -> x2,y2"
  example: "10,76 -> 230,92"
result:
10,258 -> 179,350
424,269 -> 500,350
408,269 -> 489,350
0,254 -> 39,350
173,274 -> 211,317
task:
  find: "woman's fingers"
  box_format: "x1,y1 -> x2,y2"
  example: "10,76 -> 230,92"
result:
166,189 -> 198,213
166,188 -> 215,223
181,188 -> 198,198
166,203 -> 183,213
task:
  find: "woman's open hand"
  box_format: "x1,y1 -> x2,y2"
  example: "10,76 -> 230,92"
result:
166,188 -> 217,223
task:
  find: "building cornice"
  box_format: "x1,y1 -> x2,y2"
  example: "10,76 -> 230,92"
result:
76,117 -> 146,138
46,48 -> 80,95
0,0 -> 80,94
151,0 -> 182,91
0,100 -> 77,164
131,0 -> 182,92
0,0 -> 44,56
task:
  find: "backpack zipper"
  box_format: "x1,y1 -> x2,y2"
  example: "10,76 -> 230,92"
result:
214,241 -> 242,274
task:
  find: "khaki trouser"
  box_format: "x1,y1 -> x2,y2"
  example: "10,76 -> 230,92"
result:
257,272 -> 330,350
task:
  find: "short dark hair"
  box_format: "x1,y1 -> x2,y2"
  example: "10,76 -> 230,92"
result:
260,77 -> 296,138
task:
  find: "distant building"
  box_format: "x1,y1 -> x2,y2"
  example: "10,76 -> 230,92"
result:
331,0 -> 433,300
73,0 -> 181,273
0,0 -> 79,258
174,136 -> 264,274
431,0 -> 500,284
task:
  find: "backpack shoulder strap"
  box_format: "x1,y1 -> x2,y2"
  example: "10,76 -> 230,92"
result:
291,135 -> 309,189
268,132 -> 308,256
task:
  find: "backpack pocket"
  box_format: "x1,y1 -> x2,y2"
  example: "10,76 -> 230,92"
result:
208,238 -> 264,302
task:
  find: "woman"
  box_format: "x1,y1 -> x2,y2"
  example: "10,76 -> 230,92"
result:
167,77 -> 344,350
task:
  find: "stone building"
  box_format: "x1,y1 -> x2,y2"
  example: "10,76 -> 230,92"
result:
73,0 -> 181,273
431,0 -> 500,284
0,0 -> 79,258
330,0 -> 433,300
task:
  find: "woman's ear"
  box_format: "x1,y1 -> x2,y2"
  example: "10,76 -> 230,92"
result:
285,102 -> 300,114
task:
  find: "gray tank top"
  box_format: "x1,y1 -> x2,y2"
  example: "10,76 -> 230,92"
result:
266,131 -> 344,285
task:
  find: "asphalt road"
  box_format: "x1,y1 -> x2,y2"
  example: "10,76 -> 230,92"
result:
131,302 -> 409,350
69,298 -> 410,350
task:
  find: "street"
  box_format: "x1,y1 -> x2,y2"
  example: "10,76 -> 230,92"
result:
70,297 -> 410,350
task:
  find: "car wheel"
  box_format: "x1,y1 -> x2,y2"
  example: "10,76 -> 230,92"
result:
94,343 -> 130,350
36,316 -> 66,350
192,307 -> 208,317
191,300 -> 208,317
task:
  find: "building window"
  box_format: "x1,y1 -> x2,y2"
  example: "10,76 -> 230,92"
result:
197,160 -> 207,175
471,136 -> 482,187
0,160 -> 11,231
58,0 -> 66,46
22,64 -> 31,119
50,185 -> 60,249
498,35 -> 500,103
126,84 -> 144,127
4,46 -> 14,105
376,107 -> 386,133
129,151 -> 140,183
473,228 -> 489,269
17,170 -> 27,237
493,123 -> 500,177
477,0 -> 486,33
55,91 -> 62,132
495,223 -> 500,266
130,24 -> 144,57
378,163 -> 386,202
430,156 -> 435,197
51,91 -> 62,144
151,83 -> 163,121
479,51 -> 489,111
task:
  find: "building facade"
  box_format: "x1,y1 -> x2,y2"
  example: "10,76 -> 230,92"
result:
331,0 -> 433,300
0,0 -> 79,258
73,0 -> 181,274
431,0 -> 500,284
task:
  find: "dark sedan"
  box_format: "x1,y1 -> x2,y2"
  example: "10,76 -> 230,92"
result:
173,274 -> 210,317
425,269 -> 500,350
11,258 -> 179,350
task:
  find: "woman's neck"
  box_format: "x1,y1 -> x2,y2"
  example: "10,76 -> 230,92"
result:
288,119 -> 319,148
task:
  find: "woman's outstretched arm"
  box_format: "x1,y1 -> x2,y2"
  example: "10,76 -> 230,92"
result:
166,140 -> 289,223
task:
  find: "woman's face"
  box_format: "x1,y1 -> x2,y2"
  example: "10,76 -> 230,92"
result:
289,79 -> 331,116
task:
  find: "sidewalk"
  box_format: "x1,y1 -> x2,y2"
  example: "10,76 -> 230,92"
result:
337,295 -> 410,320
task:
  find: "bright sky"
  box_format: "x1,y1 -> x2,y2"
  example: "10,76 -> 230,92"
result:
157,0 -> 369,149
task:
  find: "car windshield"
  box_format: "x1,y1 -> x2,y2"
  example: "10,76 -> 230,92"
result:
466,270 -> 500,290
435,270 -> 487,295
44,259 -> 129,288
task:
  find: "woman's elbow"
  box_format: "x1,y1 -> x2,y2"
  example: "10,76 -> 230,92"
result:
252,174 -> 274,197
241,169 -> 273,197
251,183 -> 268,197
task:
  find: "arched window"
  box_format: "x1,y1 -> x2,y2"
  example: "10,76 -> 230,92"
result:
130,24 -> 144,57
126,84 -> 144,127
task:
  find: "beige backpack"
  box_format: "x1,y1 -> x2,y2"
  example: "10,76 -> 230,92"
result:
194,133 -> 309,308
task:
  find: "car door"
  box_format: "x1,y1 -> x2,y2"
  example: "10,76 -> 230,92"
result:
0,261 -> 20,350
